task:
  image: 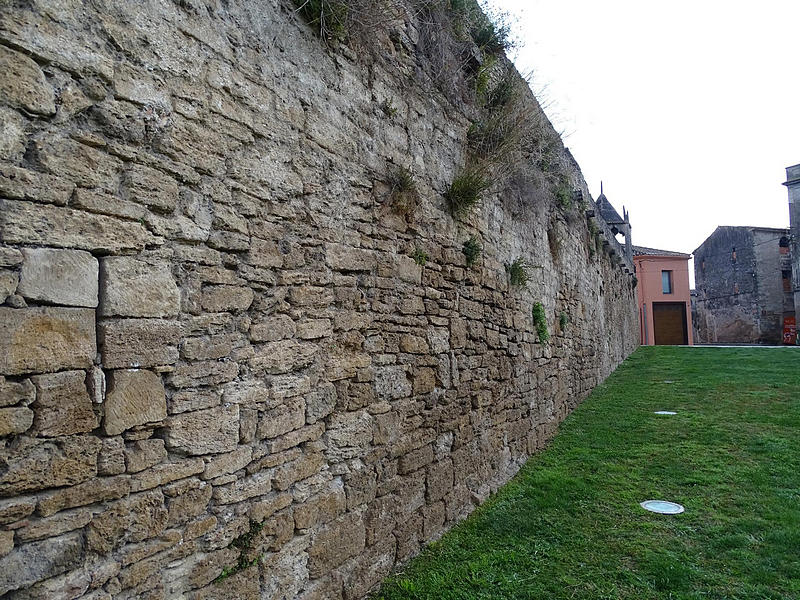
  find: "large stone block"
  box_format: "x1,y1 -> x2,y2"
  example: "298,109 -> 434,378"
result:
98,318 -> 182,369
0,45 -> 55,115
31,370 -> 98,436
18,248 -> 98,307
99,257 -> 180,318
0,307 -> 96,375
103,369 -> 167,435
0,532 -> 83,596
164,404 -> 239,455
374,366 -> 412,400
0,435 -> 101,496
0,200 -> 155,253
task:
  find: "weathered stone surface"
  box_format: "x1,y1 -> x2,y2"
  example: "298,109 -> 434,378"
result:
98,319 -> 182,369
0,307 -> 95,375
97,438 -> 126,476
0,269 -> 18,303
0,496 -> 36,525
0,165 -> 74,207
123,164 -> 179,213
0,406 -> 33,436
340,535 -> 397,600
325,244 -> 376,272
374,366 -> 412,400
38,475 -> 130,517
200,285 -> 254,313
212,471 -> 271,504
0,529 -> 12,557
0,532 -> 83,596
85,490 -> 168,554
202,446 -> 252,480
130,458 -> 204,493
294,479 -> 346,530
0,377 -> 34,408
17,248 -> 98,307
164,404 -> 239,455
0,435 -> 101,496
308,511 -> 366,577
0,200 -> 154,252
0,247 -> 23,268
16,507 -> 92,543
0,107 -> 25,162
100,257 -> 180,318
249,314 -> 296,342
306,382 -> 337,424
0,45 -> 55,115
30,370 -> 97,437
257,397 -> 305,440
125,439 -> 167,473
103,370 -> 167,435
250,340 -> 317,374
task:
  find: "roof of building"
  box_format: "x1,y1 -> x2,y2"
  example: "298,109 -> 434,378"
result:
595,187 -> 624,224
632,245 -> 691,258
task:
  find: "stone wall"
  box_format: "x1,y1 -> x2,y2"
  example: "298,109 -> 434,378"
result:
0,1 -> 638,598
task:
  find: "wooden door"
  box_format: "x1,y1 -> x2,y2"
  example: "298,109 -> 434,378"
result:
653,302 -> 688,345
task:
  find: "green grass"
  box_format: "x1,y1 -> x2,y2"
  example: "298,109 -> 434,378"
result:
375,346 -> 800,600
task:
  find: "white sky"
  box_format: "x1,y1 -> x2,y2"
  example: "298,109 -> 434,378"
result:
488,0 -> 800,285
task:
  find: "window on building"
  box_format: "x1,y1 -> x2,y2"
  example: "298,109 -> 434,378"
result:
783,270 -> 792,292
661,270 -> 673,294
780,236 -> 790,255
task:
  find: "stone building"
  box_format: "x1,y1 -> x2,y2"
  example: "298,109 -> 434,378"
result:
0,1 -> 639,598
693,226 -> 794,344
633,246 -> 693,345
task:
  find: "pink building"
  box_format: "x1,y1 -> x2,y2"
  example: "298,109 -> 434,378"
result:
633,246 -> 693,345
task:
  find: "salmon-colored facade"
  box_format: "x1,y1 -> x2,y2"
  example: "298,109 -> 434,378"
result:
633,246 -> 693,345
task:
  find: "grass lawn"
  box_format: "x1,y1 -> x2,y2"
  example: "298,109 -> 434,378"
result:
375,346 -> 800,600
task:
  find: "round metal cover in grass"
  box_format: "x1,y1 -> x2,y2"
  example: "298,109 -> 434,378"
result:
654,411 -> 677,415
640,500 -> 684,514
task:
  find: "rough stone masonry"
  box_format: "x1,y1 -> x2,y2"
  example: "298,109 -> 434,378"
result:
0,1 -> 639,598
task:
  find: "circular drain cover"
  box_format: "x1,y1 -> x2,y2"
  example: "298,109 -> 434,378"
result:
640,500 -> 684,514
654,411 -> 677,415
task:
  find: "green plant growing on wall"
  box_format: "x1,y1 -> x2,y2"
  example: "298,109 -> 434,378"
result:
506,257 -> 529,287
485,70 -> 517,110
215,519 -> 266,582
474,55 -> 496,98
292,0 -> 349,42
462,236 -> 482,266
411,247 -> 429,266
445,168 -> 490,217
559,311 -> 568,332
555,180 -> 573,210
388,166 -> 419,215
532,302 -> 549,343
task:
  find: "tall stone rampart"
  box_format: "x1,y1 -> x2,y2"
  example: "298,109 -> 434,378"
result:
0,1 -> 638,597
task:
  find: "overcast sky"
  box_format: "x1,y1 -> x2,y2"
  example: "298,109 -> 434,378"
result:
489,0 -> 799,284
